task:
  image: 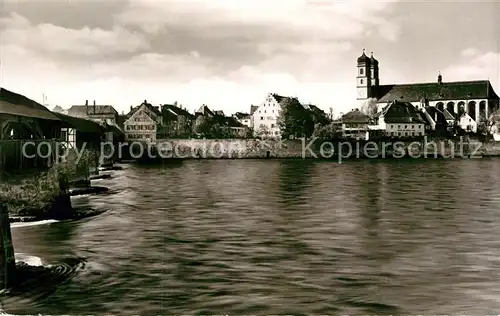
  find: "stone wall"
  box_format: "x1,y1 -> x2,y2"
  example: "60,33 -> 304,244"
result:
152,138 -> 500,160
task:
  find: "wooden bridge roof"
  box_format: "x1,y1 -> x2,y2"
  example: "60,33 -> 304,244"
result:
0,87 -> 61,121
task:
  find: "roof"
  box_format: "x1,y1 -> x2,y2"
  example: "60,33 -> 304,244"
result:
370,53 -> 379,66
52,112 -> 104,133
214,110 -> 225,116
162,104 -> 194,119
442,108 -> 456,120
127,101 -> 161,118
342,109 -> 369,124
378,101 -> 426,124
0,87 -> 61,121
271,93 -> 286,103
213,115 -> 245,128
250,105 -> 259,115
424,106 -> 448,125
116,115 -> 127,129
376,80 -> 499,103
234,112 -> 251,120
357,51 -> 370,64
68,105 -> 118,116
195,105 -> 214,116
103,123 -> 124,136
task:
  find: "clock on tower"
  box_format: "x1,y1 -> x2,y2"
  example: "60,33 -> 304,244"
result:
357,89 -> 367,99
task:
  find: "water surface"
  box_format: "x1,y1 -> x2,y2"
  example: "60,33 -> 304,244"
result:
8,159 -> 500,315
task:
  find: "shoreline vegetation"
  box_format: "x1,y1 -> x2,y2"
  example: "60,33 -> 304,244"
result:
0,150 -> 110,223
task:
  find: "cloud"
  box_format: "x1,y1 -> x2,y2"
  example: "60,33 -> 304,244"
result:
442,51 -> 500,91
0,12 -> 150,58
0,0 -> 400,115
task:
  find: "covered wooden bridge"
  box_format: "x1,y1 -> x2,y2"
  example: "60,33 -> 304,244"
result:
0,87 -> 63,171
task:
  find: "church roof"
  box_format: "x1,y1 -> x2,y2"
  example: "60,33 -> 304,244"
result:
376,80 -> 498,103
378,101 -> 426,124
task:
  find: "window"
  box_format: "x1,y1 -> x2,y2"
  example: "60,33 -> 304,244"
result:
360,68 -> 364,75
360,79 -> 364,84
271,124 -> 275,128
260,117 -> 264,120
264,110 -> 267,113
405,125 -> 407,129
412,125 -> 415,129
391,125 -> 394,129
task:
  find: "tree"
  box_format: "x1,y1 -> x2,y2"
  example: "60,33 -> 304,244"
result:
208,123 -> 231,139
193,116 -> 214,137
277,97 -> 314,139
313,122 -> 342,140
256,125 -> 272,139
360,98 -> 378,118
477,112 -> 496,137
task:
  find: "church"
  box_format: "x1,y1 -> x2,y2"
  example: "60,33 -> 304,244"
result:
356,49 -> 500,123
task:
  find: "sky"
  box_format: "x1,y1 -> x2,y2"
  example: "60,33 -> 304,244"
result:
1,0 -> 499,116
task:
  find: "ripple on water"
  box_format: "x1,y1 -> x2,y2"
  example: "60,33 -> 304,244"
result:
7,160 -> 500,315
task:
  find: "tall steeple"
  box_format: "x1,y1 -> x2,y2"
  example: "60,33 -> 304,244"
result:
356,49 -> 371,100
370,51 -> 379,89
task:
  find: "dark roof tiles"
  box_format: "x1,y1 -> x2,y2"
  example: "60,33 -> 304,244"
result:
342,109 -> 370,124
376,80 -> 498,103
0,87 -> 61,121
379,101 -> 426,124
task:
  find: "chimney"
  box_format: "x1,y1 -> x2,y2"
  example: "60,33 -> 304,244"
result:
130,105 -> 133,112
93,100 -> 96,114
85,100 -> 89,114
438,72 -> 442,84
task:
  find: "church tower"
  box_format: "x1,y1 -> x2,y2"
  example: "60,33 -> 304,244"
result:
369,51 -> 379,92
356,49 -> 371,100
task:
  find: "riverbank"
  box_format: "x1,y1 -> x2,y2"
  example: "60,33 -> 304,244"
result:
144,138 -> 500,160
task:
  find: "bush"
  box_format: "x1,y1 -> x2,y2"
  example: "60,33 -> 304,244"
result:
0,149 -> 97,216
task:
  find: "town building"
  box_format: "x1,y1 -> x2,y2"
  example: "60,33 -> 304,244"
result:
68,100 -> 119,125
123,100 -> 162,144
370,101 -> 426,138
233,112 -> 252,129
340,109 -> 370,140
251,93 -> 283,138
158,103 -> 195,138
356,49 -> 500,130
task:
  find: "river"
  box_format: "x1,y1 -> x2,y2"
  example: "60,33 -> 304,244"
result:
6,159 -> 500,315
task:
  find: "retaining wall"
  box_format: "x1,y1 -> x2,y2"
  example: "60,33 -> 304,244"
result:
151,138 -> 500,159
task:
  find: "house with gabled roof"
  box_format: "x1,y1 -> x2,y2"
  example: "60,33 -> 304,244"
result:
68,100 -> 119,125
251,93 -> 287,138
356,49 -> 499,128
370,101 -> 426,138
158,103 -> 195,138
123,100 -> 162,144
340,109 -> 371,140
233,112 -> 252,129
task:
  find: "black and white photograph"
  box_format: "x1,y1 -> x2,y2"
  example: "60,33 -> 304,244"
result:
0,0 -> 499,314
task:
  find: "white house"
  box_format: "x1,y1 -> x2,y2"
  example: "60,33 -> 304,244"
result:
252,93 -> 284,138
458,113 -> 477,133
